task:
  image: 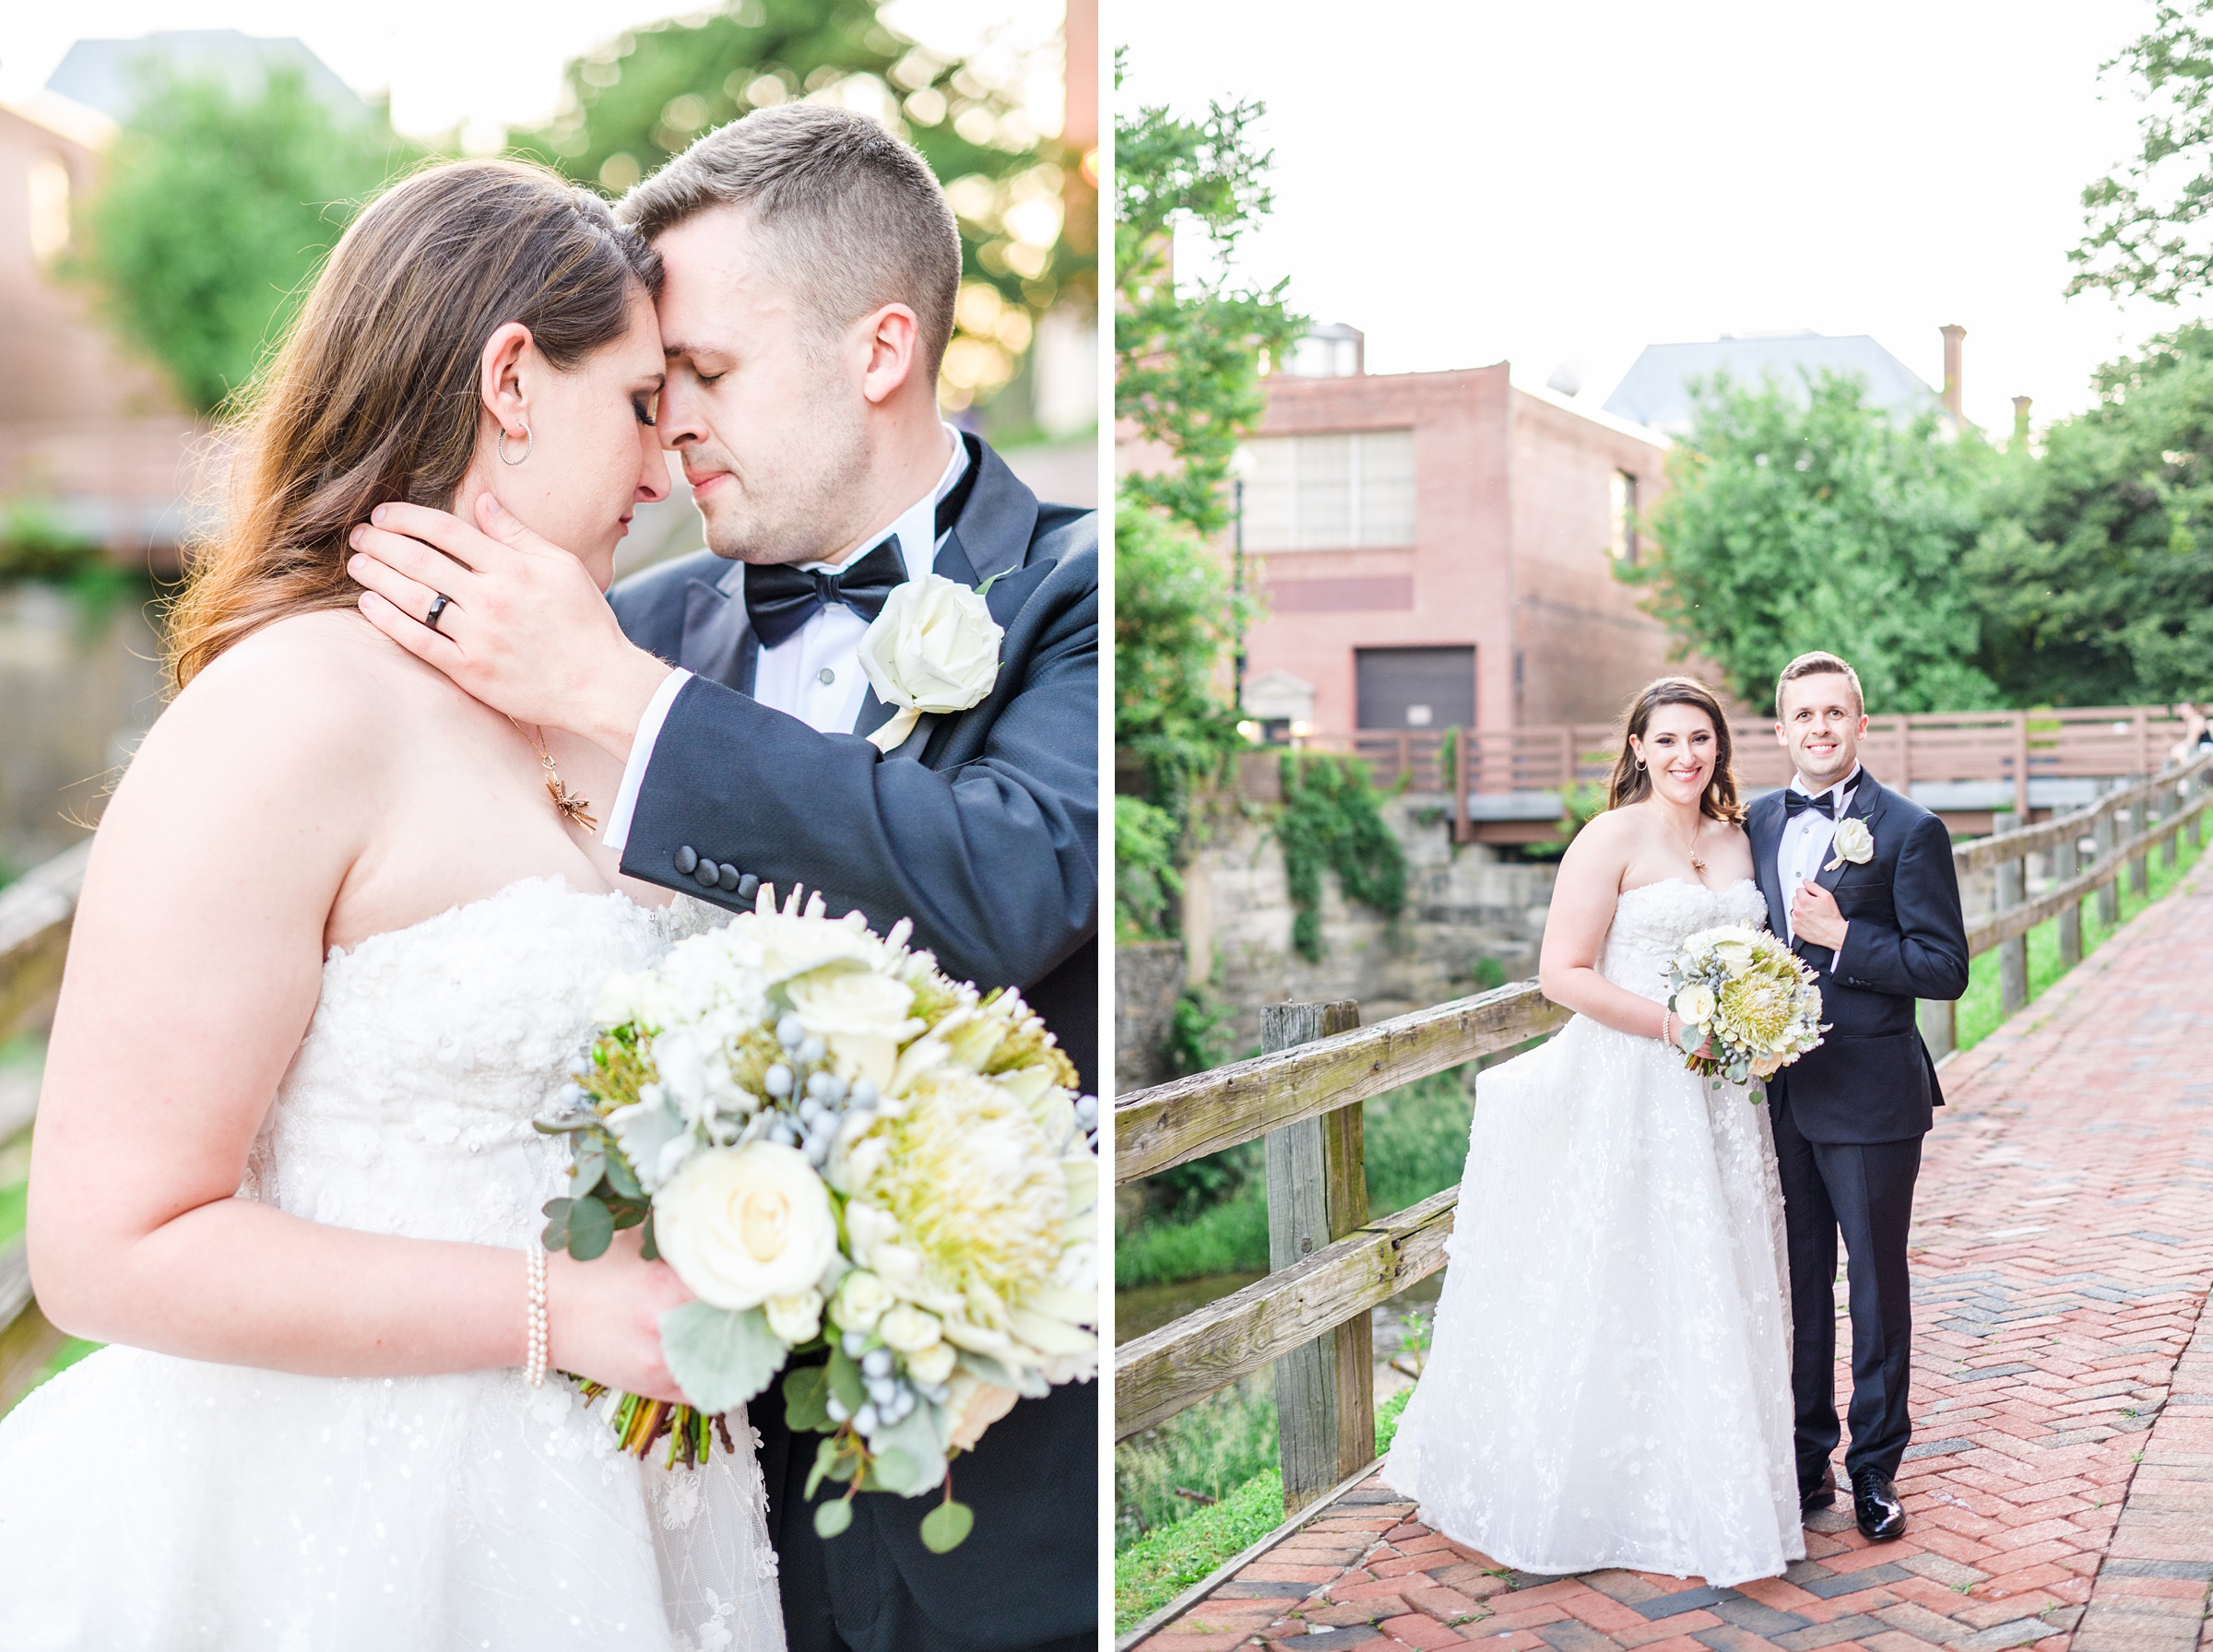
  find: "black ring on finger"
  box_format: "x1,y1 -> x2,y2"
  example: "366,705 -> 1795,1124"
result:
426,592 -> 453,632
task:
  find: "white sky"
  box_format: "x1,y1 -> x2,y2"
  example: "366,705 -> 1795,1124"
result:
3,0 -> 1064,152
1118,0 -> 2190,435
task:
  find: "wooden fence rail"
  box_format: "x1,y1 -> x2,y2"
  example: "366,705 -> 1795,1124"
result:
0,839 -> 90,1408
1115,752 -> 2213,1513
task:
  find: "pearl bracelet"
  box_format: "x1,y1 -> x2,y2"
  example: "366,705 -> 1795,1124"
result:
525,1244 -> 549,1388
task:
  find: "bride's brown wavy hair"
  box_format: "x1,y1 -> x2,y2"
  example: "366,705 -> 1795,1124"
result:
1606,676 -> 1746,823
165,158 -> 661,690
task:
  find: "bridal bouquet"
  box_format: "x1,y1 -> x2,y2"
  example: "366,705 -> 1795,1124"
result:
535,887 -> 1099,1552
1663,924 -> 1828,1092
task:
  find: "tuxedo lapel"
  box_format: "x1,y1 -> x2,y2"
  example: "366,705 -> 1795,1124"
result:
1816,773 -> 1886,894
680,569 -> 755,692
1747,791 -> 1791,940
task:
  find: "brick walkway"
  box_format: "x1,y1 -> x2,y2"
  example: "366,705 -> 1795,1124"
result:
1130,857 -> 2213,1652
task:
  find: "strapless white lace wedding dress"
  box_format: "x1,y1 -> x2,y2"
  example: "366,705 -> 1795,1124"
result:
0,878 -> 787,1652
1385,878 -> 1803,1587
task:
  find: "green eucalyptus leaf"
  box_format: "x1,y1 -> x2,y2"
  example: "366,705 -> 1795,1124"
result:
826,1346 -> 866,1416
602,1150 -> 643,1200
867,1404 -> 947,1495
813,1498 -> 854,1538
658,1302 -> 785,1413
918,1499 -> 974,1552
609,1201 -> 647,1231
806,1434 -> 850,1500
570,1139 -> 607,1195
566,1194 -> 615,1261
639,1210 -> 659,1263
539,1197 -> 574,1253
784,1364 -> 831,1432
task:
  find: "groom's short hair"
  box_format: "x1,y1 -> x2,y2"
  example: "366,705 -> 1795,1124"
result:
619,105 -> 962,376
1774,651 -> 1864,719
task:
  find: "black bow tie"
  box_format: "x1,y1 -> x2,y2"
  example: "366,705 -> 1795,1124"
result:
1784,788 -> 1842,820
744,537 -> 906,649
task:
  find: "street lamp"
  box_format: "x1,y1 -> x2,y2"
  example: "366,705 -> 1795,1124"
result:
1228,445 -> 1258,722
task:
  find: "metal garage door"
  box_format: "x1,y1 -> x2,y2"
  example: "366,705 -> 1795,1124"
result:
1355,646 -> 1475,730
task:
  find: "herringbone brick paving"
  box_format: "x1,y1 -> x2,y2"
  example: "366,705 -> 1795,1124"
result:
1130,858 -> 2213,1652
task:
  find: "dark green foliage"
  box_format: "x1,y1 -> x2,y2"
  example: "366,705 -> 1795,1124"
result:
1166,986 -> 1230,1078
1114,51 -> 1306,537
1969,324 -> 2213,704
77,66 -> 423,414
1277,753 -> 1407,962
1112,501 -> 1246,918
1627,372 -> 2000,715
2071,2 -> 2213,306
1115,796 -> 1183,939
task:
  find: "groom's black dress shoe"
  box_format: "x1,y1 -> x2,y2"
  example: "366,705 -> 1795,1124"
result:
1801,1466 -> 1837,1513
1852,1469 -> 1907,1541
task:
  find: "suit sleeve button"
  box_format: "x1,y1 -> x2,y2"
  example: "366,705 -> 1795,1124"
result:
737,873 -> 760,901
718,863 -> 740,892
694,860 -> 721,888
675,845 -> 698,875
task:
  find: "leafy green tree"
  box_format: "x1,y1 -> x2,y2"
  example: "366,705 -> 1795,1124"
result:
2071,1 -> 2213,306
515,0 -> 1090,418
1627,372 -> 2000,714
1114,53 -> 1305,536
78,66 -> 421,414
1970,324 -> 2213,705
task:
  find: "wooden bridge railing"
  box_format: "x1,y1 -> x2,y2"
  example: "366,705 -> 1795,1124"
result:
1114,750 -> 2213,1515
1310,705 -> 2204,823
0,839 -> 90,1409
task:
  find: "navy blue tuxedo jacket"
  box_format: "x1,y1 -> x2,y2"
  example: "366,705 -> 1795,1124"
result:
1747,772 -> 1970,1144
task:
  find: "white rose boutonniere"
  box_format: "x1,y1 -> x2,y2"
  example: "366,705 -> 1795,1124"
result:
858,572 -> 1004,755
1825,817 -> 1875,871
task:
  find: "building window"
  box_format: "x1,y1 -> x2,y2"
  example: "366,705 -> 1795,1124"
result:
1609,469 -> 1640,564
1355,646 -> 1475,731
1246,429 -> 1414,550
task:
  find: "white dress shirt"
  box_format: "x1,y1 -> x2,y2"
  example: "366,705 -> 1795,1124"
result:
600,427 -> 968,854
1775,764 -> 1860,944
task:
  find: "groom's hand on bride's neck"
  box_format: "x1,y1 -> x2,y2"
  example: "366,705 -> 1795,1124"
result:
348,492 -> 674,760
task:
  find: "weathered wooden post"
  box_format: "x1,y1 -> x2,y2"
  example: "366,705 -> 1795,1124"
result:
2130,785 -> 2151,897
1920,996 -> 1956,1060
1262,1000 -> 1373,1514
2097,803 -> 2120,926
1993,812 -> 2028,1016
2164,779 -> 2181,867
2058,814 -> 2085,971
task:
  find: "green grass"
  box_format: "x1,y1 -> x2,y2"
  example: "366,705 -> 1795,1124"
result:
1953,825 -> 2209,1052
1118,1072 -> 1475,1290
1115,1387 -> 1415,1633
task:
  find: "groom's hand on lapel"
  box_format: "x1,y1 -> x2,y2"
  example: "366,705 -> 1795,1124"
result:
1791,879 -> 1850,952
349,492 -> 674,761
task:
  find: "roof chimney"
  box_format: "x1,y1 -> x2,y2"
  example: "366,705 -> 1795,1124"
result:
1940,324 -> 1966,422
2012,395 -> 2032,445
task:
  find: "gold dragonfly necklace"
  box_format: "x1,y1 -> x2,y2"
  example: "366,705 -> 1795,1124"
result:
508,716 -> 597,831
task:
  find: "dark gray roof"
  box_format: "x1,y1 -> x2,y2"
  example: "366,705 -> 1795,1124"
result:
46,30 -> 362,122
1602,331 -> 1938,433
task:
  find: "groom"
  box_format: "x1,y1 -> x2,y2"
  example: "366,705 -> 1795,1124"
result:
1749,652 -> 1967,1543
349,108 -> 1095,1652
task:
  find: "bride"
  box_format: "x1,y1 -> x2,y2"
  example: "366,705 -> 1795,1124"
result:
0,160 -> 784,1650
1385,676 -> 1804,1587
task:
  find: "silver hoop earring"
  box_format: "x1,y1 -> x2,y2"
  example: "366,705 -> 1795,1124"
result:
498,425 -> 532,466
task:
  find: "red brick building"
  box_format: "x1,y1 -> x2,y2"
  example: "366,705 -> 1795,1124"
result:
1237,344 -> 1676,743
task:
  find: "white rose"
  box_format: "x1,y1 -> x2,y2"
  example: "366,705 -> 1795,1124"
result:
878,1304 -> 943,1353
764,1288 -> 823,1344
1827,818 -> 1875,868
786,967 -> 922,1092
905,1339 -> 956,1383
656,1142 -> 838,1311
1674,984 -> 1716,1026
858,573 -> 1003,754
830,1268 -> 893,1333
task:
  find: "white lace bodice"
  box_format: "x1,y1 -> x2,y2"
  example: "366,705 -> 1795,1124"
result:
1601,877 -> 1769,1004
243,877 -> 723,1245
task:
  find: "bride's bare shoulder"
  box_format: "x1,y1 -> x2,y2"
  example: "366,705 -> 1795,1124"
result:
132,609 -> 451,796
